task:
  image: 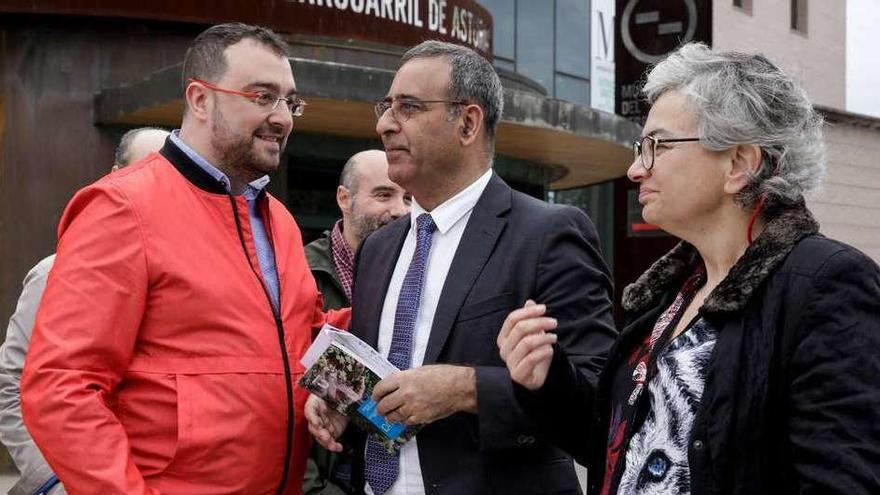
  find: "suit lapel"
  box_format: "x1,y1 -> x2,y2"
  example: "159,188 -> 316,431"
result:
422,174 -> 511,365
356,218 -> 409,348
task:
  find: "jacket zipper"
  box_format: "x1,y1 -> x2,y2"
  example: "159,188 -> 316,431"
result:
228,193 -> 294,495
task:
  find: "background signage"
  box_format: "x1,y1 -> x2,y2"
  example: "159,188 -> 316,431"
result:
614,0 -> 711,123
1,0 -> 493,59
591,0 -> 616,113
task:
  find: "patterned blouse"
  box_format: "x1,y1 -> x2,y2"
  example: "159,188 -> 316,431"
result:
602,268 -> 719,495
616,317 -> 718,493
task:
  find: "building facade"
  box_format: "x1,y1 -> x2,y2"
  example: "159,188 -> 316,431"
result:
714,0 -> 880,261
0,1 -> 639,334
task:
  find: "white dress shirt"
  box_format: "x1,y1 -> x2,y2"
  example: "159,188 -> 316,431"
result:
365,169 -> 493,495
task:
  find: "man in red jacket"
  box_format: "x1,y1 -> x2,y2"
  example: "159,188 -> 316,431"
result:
21,23 -> 349,495
1,127 -> 168,495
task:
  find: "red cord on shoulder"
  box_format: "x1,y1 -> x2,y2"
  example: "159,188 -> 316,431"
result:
747,158 -> 779,245
746,195 -> 766,245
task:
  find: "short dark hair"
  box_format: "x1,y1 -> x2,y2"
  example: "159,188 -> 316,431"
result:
182,22 -> 289,91
402,41 -> 504,143
114,127 -> 166,168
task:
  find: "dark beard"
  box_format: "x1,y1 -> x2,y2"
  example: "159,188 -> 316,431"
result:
210,105 -> 282,182
351,212 -> 393,243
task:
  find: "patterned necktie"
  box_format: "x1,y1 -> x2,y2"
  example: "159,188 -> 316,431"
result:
364,213 -> 436,495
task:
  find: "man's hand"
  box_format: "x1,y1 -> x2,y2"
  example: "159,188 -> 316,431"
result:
305,395 -> 349,452
497,300 -> 558,391
373,365 -> 476,425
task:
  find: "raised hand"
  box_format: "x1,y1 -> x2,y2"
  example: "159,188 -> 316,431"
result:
497,300 -> 558,390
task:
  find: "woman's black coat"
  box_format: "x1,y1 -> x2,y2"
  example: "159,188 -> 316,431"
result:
520,203 -> 880,494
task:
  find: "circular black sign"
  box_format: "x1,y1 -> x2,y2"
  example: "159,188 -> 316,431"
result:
621,0 -> 697,64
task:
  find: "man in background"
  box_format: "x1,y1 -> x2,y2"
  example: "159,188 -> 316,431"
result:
112,127 -> 169,171
305,149 -> 410,313
0,127 -> 169,495
303,149 -> 409,494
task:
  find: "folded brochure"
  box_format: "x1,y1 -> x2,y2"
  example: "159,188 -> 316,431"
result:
300,324 -> 420,452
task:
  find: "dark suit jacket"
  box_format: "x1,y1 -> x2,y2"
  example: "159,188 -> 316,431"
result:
349,173 -> 616,495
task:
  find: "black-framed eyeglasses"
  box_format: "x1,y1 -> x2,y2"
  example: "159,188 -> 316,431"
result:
633,136 -> 701,171
374,97 -> 469,122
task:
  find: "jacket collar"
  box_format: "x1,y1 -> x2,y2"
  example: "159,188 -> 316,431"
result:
422,172 -> 511,364
621,200 -> 820,317
305,231 -> 335,274
159,138 -> 233,195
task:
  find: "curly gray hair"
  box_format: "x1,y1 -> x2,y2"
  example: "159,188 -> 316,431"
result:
643,42 -> 825,209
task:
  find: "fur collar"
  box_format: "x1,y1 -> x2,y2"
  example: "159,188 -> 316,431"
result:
621,201 -> 820,317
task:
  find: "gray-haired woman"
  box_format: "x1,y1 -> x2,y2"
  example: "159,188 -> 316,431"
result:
497,43 -> 880,494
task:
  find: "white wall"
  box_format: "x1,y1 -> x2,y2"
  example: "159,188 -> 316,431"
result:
807,120 -> 880,261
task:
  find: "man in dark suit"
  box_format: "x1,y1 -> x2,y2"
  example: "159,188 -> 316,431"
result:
306,40 -> 616,495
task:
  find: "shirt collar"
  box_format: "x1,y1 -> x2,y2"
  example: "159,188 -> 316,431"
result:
170,130 -> 270,198
330,220 -> 354,266
329,219 -> 355,301
409,168 -> 493,235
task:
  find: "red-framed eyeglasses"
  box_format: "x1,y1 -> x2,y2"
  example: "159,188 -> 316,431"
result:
187,78 -> 307,117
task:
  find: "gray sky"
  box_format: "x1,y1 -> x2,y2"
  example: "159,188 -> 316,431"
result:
847,0 -> 880,117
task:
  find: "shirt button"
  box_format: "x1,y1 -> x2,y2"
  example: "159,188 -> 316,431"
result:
517,434 -> 535,445
692,440 -> 704,450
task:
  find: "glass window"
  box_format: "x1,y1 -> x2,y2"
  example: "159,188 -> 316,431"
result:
555,73 -> 590,106
555,0 -> 590,78
733,0 -> 752,13
791,0 -> 808,34
516,0 -> 555,94
480,0 -> 516,61
494,57 -> 516,72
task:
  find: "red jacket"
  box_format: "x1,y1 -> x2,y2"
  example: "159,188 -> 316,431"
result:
21,142 -> 349,494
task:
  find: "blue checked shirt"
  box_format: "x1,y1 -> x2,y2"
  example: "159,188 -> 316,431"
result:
169,131 -> 280,313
